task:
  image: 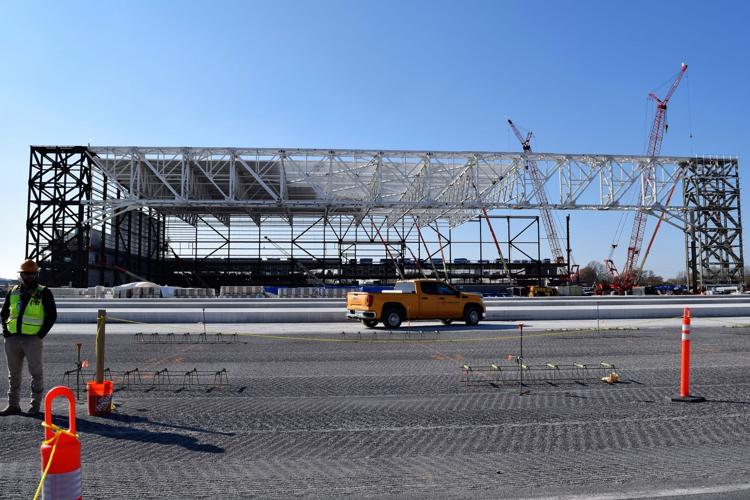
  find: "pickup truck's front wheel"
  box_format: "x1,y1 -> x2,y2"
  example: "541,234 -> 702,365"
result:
382,308 -> 403,329
464,306 -> 481,326
362,320 -> 378,328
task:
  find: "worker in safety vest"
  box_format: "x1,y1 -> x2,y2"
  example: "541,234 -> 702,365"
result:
0,260 -> 57,416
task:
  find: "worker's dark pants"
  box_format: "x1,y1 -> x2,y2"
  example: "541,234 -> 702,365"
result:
4,335 -> 43,409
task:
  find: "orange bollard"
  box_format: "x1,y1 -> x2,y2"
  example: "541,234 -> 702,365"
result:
680,308 -> 691,397
671,308 -> 705,403
38,386 -> 82,500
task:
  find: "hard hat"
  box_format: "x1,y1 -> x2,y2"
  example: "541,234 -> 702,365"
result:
19,259 -> 39,273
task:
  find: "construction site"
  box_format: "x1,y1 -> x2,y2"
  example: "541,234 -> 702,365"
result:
5,28 -> 750,498
24,67 -> 744,297
24,144 -> 744,295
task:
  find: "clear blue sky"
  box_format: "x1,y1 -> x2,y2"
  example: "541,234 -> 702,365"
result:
1,0 -> 748,279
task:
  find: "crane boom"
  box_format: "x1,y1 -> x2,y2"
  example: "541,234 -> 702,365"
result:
507,119 -> 565,265
468,176 -> 511,280
622,63 -> 687,281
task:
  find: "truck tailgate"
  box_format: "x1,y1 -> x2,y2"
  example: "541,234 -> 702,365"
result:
347,292 -> 371,308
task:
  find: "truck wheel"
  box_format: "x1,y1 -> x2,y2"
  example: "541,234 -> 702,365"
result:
440,319 -> 453,325
362,320 -> 378,328
382,308 -> 403,329
464,306 -> 481,326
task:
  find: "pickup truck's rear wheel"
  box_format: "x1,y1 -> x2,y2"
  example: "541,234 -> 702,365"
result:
440,319 -> 453,325
382,308 -> 403,329
362,319 -> 378,328
464,306 -> 481,326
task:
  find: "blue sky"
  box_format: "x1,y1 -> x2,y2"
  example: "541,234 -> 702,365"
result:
1,0 -> 748,279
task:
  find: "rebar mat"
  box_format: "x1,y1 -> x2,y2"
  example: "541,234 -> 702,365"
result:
462,360 -> 619,387
133,332 -> 239,344
63,366 -> 230,390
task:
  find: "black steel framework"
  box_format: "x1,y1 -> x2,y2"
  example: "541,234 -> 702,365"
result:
26,147 -> 92,286
683,157 -> 744,290
26,147 -> 167,287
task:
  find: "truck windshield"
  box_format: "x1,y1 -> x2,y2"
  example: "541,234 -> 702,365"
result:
394,282 -> 416,294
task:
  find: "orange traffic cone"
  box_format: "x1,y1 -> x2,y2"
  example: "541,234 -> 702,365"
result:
37,386 -> 81,500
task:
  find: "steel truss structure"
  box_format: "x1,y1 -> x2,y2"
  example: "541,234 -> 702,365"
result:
25,146 -> 742,288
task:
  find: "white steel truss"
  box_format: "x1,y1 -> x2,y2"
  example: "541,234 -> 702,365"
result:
84,147 -> 698,230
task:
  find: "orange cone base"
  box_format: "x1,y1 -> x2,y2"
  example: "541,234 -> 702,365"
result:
670,395 -> 706,403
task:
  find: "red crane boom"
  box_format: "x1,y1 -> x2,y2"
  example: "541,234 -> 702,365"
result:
621,63 -> 688,286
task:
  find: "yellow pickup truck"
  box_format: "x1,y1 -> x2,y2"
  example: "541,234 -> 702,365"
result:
346,279 -> 485,329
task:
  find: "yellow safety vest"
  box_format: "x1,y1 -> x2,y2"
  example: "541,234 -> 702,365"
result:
6,285 -> 46,335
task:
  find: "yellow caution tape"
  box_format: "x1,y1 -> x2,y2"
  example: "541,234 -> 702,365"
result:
107,316 -> 158,324
245,328 -> 627,344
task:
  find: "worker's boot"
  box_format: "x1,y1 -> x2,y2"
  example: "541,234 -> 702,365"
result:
0,405 -> 22,416
26,404 -> 41,417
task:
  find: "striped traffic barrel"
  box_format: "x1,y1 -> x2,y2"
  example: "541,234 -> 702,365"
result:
40,386 -> 81,500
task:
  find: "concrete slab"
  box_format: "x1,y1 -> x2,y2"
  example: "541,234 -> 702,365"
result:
2,321 -> 750,498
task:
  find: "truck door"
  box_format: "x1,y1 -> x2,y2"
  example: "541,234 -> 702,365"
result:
437,282 -> 463,319
394,281 -> 419,320
417,281 -> 440,318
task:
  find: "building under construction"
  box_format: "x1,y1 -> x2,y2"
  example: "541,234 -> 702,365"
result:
25,146 -> 743,291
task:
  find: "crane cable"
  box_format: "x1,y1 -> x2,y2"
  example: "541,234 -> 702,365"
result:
628,66 -> 690,280
686,70 -> 695,155
636,172 -> 684,278
608,73 -> 679,266
609,95 -> 653,261
638,68 -> 694,276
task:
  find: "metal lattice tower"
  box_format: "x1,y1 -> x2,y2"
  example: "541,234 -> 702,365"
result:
26,147 -> 92,286
683,157 -> 744,289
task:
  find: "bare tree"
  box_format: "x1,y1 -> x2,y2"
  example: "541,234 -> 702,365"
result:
668,271 -> 687,286
638,270 -> 664,286
578,261 -> 608,285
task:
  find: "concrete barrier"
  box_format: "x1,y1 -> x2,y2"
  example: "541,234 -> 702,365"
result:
54,295 -> 750,309
484,302 -> 750,321
53,295 -> 750,323
220,285 -> 265,298
57,307 -> 346,324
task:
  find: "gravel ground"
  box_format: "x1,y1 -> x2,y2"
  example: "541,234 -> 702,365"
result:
1,320 -> 750,498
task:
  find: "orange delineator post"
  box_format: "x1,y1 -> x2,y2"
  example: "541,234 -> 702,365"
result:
672,307 -> 705,403
38,386 -> 82,500
680,307 -> 691,397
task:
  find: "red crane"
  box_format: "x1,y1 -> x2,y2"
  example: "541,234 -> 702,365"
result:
616,63 -> 688,291
508,119 -> 569,271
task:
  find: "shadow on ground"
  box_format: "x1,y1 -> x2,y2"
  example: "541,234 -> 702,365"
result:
53,413 -> 228,453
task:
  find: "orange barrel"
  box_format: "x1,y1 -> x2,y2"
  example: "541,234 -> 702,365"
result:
40,386 -> 81,500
